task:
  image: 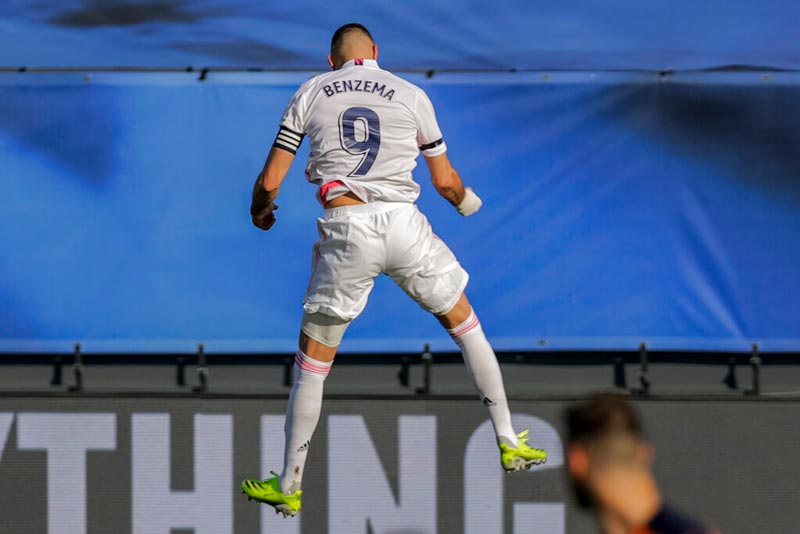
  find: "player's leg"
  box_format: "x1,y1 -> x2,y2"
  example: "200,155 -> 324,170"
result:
243,206 -> 383,514
242,313 -> 349,516
382,206 -> 516,442
384,205 -> 546,471
279,315 -> 346,494
438,294 -> 547,471
436,293 -> 516,442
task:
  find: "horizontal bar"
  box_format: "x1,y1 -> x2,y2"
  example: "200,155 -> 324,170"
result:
0,390 -> 797,402
1,350 -> 799,366
1,64 -> 798,75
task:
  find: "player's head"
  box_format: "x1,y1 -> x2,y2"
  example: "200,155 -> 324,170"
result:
564,394 -> 652,509
328,23 -> 378,70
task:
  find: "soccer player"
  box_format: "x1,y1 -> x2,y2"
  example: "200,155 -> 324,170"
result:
242,23 -> 547,517
565,395 -> 719,534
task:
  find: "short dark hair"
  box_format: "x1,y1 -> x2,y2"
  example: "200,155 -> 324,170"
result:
330,23 -> 374,56
565,393 -> 643,445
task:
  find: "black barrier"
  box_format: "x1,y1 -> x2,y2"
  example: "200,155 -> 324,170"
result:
0,396 -> 797,534
2,349 -> 800,396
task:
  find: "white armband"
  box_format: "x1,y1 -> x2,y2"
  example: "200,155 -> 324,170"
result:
456,187 -> 482,216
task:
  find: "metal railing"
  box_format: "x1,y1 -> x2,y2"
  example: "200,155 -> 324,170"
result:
1,342 -> 797,397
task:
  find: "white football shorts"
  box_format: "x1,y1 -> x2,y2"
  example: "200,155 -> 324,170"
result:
303,202 -> 469,321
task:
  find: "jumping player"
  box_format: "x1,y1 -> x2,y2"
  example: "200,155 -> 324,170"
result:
242,23 -> 547,517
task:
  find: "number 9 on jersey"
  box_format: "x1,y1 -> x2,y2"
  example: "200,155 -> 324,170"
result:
339,107 -> 381,176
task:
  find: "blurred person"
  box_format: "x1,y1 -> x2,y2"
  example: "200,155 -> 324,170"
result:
241,23 -> 547,516
565,394 -> 719,534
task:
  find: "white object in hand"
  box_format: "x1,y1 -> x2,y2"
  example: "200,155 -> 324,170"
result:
456,187 -> 482,216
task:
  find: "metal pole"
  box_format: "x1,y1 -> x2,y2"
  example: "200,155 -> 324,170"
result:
416,343 -> 432,394
68,342 -> 83,392
636,342 -> 650,395
193,343 -> 208,393
746,343 -> 761,396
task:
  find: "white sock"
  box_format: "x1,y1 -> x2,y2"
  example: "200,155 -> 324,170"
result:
280,350 -> 332,494
448,310 -> 518,447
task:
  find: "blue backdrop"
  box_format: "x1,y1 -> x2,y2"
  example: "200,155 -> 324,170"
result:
1,70 -> 799,353
1,0 -> 799,71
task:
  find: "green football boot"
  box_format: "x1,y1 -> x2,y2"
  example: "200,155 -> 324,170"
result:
241,472 -> 302,517
498,430 -> 547,472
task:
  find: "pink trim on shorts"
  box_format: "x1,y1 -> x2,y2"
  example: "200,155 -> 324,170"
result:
295,351 -> 331,375
449,313 -> 480,338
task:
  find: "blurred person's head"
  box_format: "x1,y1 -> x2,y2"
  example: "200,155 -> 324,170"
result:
565,394 -> 661,534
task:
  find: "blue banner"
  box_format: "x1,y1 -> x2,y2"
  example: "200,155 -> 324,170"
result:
1,1 -> 799,71
1,71 -> 799,353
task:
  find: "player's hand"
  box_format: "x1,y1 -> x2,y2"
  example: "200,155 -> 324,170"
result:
456,187 -> 482,216
252,202 -> 278,231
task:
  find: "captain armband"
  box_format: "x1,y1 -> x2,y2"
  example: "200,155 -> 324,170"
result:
272,126 -> 305,154
419,138 -> 446,157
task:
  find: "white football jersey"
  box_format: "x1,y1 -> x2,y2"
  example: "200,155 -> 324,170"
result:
272,58 -> 447,204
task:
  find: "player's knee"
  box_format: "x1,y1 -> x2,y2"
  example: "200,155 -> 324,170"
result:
301,311 -> 350,347
436,292 -> 472,328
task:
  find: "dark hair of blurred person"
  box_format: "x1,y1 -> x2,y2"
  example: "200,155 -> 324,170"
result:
565,394 -> 718,534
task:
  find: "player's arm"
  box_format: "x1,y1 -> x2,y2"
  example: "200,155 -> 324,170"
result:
424,153 -> 482,216
416,87 -> 482,216
250,147 -> 294,231
251,80 -> 308,231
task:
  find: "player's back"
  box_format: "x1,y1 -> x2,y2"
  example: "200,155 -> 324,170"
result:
277,59 -> 447,205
